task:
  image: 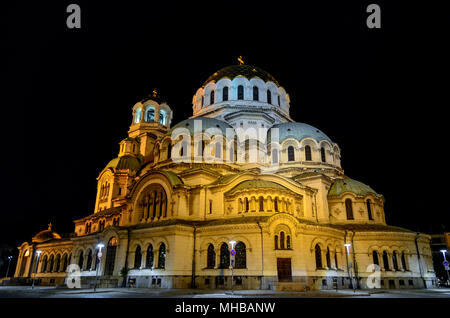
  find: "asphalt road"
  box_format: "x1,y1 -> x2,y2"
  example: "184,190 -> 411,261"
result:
0,286 -> 449,298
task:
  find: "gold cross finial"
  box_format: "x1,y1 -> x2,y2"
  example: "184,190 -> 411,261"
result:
152,88 -> 158,97
48,223 -> 52,230
238,56 -> 244,65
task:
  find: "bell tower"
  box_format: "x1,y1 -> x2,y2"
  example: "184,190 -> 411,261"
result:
128,89 -> 173,163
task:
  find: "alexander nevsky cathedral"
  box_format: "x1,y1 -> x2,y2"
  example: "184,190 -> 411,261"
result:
14,60 -> 437,290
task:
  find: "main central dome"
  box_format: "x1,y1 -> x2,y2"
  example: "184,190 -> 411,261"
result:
203,64 -> 280,87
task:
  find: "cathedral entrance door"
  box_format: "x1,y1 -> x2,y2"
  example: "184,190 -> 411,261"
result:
104,237 -> 118,276
277,258 -> 292,282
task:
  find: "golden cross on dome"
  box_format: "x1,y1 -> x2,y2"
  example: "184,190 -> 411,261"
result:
48,222 -> 52,230
237,56 -> 244,65
152,88 -> 158,97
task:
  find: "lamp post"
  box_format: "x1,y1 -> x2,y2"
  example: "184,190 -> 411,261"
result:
5,256 -> 13,278
440,249 -> 450,286
31,251 -> 42,289
94,243 -> 105,292
344,243 -> 355,292
229,240 -> 236,293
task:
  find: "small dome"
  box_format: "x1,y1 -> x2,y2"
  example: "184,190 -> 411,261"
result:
328,177 -> 380,197
203,64 -> 280,87
32,229 -> 61,243
226,179 -> 288,195
268,122 -> 333,143
105,155 -> 142,171
168,117 -> 233,136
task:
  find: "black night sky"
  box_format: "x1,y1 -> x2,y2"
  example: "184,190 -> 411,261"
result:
2,1 -> 447,273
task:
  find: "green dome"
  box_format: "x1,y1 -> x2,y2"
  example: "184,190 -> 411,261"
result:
105,155 -> 142,171
203,64 -> 280,87
328,177 -> 380,197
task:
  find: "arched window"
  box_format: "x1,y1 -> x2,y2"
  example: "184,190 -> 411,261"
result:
235,242 -> 246,269
210,90 -> 215,105
159,110 -> 166,125
238,85 -> 244,100
78,251 -> 84,270
259,196 -> 264,211
245,197 -> 249,212
401,252 -> 407,270
167,144 -> 172,159
48,255 -> 54,272
253,86 -> 259,101
287,235 -> 291,249
274,235 -> 279,250
373,251 -> 379,266
321,147 -> 326,162
382,251 -> 390,270
207,244 -> 215,269
305,145 -> 312,161
280,232 -> 285,249
134,246 -> 142,269
315,244 -> 322,269
145,245 -> 154,268
345,199 -> 354,220
288,146 -> 295,161
180,140 -> 187,157
222,87 -> 228,101
277,95 -> 280,106
157,243 -> 166,269
334,251 -> 339,269
267,89 -> 272,104
86,249 -> 92,271
219,243 -> 230,269
62,254 -> 68,272
215,142 -> 221,159
197,140 -> 205,157
367,199 -> 373,220
146,108 -> 155,122
274,197 -> 279,212
392,251 -> 399,271
134,108 -> 142,124
326,247 -> 331,268
41,255 -> 48,273
272,149 -> 278,164
201,95 -> 204,108
105,237 -> 118,276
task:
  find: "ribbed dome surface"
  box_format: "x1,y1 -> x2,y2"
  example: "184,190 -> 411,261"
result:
328,177 -> 380,197
105,156 -> 142,171
203,65 -> 280,87
268,122 -> 333,143
32,230 -> 61,243
226,179 -> 288,195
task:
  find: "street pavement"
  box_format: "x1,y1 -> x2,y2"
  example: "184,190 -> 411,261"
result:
0,286 -> 450,298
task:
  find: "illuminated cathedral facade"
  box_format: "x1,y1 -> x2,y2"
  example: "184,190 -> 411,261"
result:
14,62 -> 437,290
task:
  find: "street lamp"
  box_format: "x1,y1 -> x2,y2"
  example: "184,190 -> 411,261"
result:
5,256 -> 13,278
94,243 -> 105,292
344,243 -> 355,292
229,240 -> 236,293
440,249 -> 450,285
31,250 -> 42,289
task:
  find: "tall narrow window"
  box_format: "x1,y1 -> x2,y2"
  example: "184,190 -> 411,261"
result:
235,242 -> 246,269
267,89 -> 272,104
383,251 -> 390,270
259,196 -> 264,211
367,199 -> 373,220
207,244 -> 215,268
345,199 -> 354,220
392,251 -> 399,271
245,197 -> 249,212
219,243 -> 230,269
145,245 -> 154,268
326,247 -> 331,268
134,246 -> 142,269
78,251 -> 84,270
305,145 -> 312,161
146,108 -> 155,122
315,244 -> 322,269
280,232 -> 285,249
62,254 -> 68,272
373,251 -> 379,266
41,255 -> 48,273
286,235 -> 291,249
167,144 -> 172,159
334,252 -> 339,269
277,95 -> 280,106
272,149 -> 278,164
238,85 -> 244,100
210,90 -> 215,105
274,235 -> 279,250
321,147 -> 326,162
158,243 -> 166,269
201,96 -> 204,108
222,87 -> 228,101
274,197 -> 279,212
86,250 -> 92,271
288,146 -> 295,161
134,108 -> 142,123
49,255 -> 54,272
253,86 -> 259,101
401,252 -> 407,270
